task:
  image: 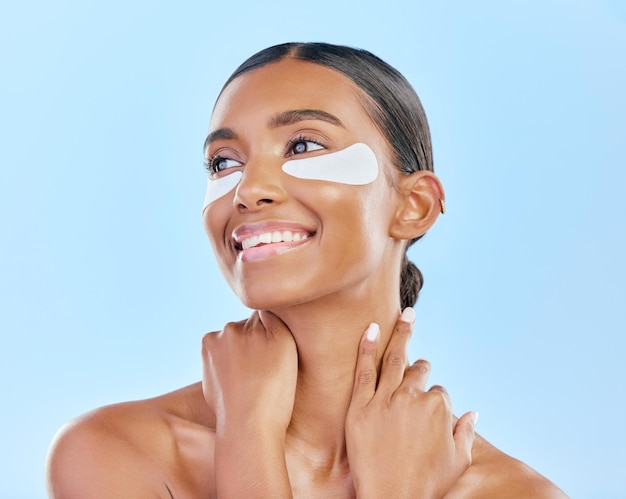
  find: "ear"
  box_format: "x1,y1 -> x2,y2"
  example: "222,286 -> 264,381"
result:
389,171 -> 445,240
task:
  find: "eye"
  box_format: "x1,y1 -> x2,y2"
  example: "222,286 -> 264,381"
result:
288,137 -> 325,156
204,155 -> 243,176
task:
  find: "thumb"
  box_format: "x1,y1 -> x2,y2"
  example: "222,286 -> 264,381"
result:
453,411 -> 478,468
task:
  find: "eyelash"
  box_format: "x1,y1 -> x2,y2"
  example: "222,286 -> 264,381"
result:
204,135 -> 325,175
286,135 -> 325,156
203,157 -> 215,174
203,158 -> 211,173
203,155 -> 236,176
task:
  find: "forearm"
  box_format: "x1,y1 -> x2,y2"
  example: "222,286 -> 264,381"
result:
354,476 -> 438,499
215,423 -> 292,498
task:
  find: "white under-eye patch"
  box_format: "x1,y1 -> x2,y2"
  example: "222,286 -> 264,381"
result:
201,143 -> 379,213
282,143 -> 378,185
202,171 -> 242,212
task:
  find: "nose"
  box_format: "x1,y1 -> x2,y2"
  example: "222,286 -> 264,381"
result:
232,154 -> 287,211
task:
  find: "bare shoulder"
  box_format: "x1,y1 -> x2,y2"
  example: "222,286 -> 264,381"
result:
46,382 -> 215,499
446,434 -> 568,499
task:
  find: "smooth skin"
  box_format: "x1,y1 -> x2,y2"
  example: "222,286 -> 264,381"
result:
346,314 -> 475,499
47,58 -> 567,498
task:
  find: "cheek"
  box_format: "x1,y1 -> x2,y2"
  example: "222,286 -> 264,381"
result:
281,143 -> 379,186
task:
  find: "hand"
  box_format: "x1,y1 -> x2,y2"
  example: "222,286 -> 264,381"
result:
202,310 -> 298,434
202,311 -> 298,497
345,308 -> 477,499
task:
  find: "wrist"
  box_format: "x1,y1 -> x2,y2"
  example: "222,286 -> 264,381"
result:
354,478 -> 439,499
216,410 -> 289,440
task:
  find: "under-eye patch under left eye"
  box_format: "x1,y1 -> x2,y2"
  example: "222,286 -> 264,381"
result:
281,143 -> 378,185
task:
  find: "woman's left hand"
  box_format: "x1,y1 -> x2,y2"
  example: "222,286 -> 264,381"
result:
345,309 -> 477,499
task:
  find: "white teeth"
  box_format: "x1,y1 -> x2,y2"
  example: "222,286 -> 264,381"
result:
239,230 -> 309,250
242,235 -> 259,250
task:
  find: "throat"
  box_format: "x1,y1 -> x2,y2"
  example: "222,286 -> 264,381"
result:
271,291 -> 402,492
285,356 -> 356,469
286,432 -> 355,499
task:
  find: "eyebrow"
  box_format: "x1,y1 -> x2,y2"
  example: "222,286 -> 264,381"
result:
204,128 -> 238,153
204,109 -> 344,153
269,109 -> 344,129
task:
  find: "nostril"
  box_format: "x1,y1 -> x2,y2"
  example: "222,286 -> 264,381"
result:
232,166 -> 286,210
236,198 -> 274,211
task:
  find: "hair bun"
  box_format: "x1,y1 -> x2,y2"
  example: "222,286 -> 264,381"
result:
400,255 -> 423,308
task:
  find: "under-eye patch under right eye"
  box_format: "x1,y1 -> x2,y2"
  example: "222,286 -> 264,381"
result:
202,171 -> 242,212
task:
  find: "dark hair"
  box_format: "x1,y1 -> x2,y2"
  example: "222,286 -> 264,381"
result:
221,42 -> 434,308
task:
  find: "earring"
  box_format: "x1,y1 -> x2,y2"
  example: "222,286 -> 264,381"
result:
439,198 -> 446,215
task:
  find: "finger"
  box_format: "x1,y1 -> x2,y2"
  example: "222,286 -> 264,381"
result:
376,307 -> 415,397
350,323 -> 380,409
257,310 -> 291,340
425,385 -> 455,433
201,330 -> 222,414
428,384 -> 447,393
428,385 -> 452,412
216,318 -> 249,340
201,325 -> 230,362
453,411 -> 478,469
400,358 -> 431,392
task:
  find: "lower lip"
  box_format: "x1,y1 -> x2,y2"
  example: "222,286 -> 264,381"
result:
237,238 -> 312,262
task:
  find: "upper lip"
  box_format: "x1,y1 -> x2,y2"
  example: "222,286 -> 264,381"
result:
231,221 -> 316,251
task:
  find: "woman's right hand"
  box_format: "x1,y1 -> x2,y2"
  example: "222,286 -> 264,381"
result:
202,310 -> 298,433
345,309 -> 477,499
202,311 -> 298,496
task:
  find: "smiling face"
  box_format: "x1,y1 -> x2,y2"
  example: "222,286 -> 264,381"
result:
203,58 -> 408,310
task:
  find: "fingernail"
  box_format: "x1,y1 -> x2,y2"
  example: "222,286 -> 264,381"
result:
400,307 -> 415,324
471,411 -> 479,426
365,323 -> 380,342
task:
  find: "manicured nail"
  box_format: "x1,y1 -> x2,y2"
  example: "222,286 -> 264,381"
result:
471,411 -> 479,426
400,307 -> 415,324
365,323 -> 380,342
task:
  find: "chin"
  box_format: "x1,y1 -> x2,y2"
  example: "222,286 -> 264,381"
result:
225,261 -> 367,311
237,291 -> 303,312
233,279 -> 327,311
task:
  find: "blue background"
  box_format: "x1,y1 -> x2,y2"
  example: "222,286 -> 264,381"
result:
1,1 -> 624,497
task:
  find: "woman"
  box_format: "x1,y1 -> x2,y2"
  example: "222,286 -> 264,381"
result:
47,43 -> 566,497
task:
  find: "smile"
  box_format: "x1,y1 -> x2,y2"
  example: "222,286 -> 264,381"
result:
232,223 -> 315,262
240,230 -> 310,250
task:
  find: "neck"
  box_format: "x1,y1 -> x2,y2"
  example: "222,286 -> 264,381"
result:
273,286 -> 402,471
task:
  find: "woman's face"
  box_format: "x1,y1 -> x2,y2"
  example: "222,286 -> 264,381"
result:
203,58 -> 405,310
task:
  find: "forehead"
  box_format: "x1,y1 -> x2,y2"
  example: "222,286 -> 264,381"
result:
210,58 -> 373,131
